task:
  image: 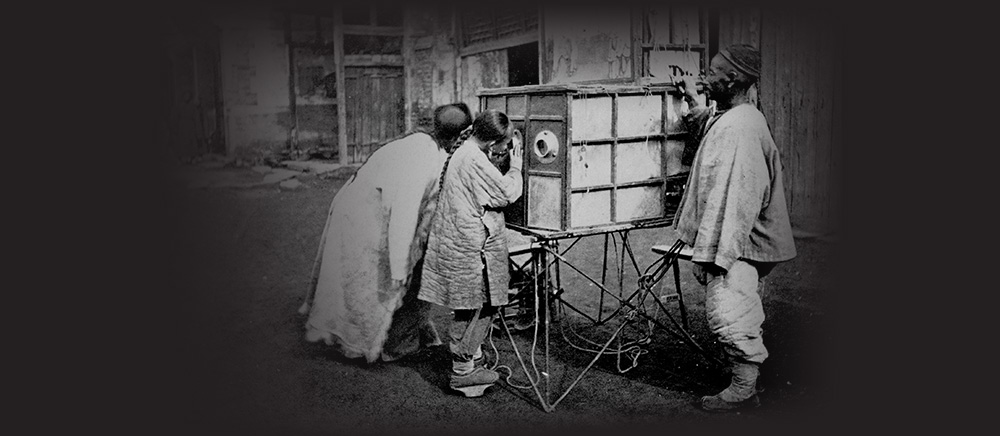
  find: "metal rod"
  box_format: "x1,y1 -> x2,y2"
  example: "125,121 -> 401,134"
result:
543,245 -> 723,367
621,232 -> 642,275
558,299 -> 601,324
553,240 -> 562,319
598,233 -> 609,322
498,311 -> 552,412
542,247 -> 551,401
594,284 -> 647,324
649,288 -> 724,367
618,233 -> 625,302
542,237 -> 580,271
531,247 -> 544,395
543,247 -> 622,302
551,312 -> 634,408
672,257 -> 689,329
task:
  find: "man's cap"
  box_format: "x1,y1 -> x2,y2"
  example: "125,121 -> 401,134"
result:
719,44 -> 761,79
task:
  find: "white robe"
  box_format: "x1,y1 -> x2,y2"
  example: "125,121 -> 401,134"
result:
305,132 -> 448,362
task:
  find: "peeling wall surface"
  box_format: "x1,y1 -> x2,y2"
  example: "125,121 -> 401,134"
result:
459,49 -> 508,111
407,33 -> 458,129
219,18 -> 291,157
429,35 -> 458,111
544,7 -> 632,84
408,44 -> 435,129
404,8 -> 458,130
292,46 -> 338,149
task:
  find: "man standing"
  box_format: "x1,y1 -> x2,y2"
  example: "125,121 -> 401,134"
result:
672,44 -> 797,411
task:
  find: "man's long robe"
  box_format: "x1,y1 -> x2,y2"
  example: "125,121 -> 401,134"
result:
674,103 -> 796,271
673,103 -> 796,362
305,132 -> 448,363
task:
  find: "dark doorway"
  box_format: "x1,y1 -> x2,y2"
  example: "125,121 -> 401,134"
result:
507,42 -> 539,87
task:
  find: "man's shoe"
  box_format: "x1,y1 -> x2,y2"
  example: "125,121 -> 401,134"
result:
699,390 -> 760,412
698,361 -> 761,412
449,367 -> 500,398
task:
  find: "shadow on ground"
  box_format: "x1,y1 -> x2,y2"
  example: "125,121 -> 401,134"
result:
165,167 -> 839,434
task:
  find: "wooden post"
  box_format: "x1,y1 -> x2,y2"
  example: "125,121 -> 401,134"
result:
631,7 -> 642,83
285,13 -> 298,152
538,6 -> 548,84
334,5 -> 348,164
402,7 -> 413,132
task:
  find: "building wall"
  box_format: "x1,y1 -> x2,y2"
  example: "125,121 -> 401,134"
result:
404,9 -> 459,130
459,49 -> 508,110
218,16 -> 292,160
718,8 -> 842,232
160,15 -> 226,160
759,9 -> 842,233
401,6 -> 842,232
718,8 -> 761,50
542,6 -> 633,84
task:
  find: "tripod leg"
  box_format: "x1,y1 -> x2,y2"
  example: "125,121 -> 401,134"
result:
598,234 -> 608,323
672,257 -> 689,330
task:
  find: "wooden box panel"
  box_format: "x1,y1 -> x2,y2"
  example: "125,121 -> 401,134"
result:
616,185 -> 664,222
525,119 -> 567,173
616,94 -> 663,138
479,84 -> 688,233
527,175 -> 562,230
570,96 -> 613,141
616,139 -> 662,184
570,190 -> 612,228
570,143 -> 612,188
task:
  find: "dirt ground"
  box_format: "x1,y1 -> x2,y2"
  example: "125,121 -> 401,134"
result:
164,165 -> 838,434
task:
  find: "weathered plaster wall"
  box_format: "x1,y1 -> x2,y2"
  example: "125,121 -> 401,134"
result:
459,49 -> 508,111
218,16 -> 291,159
407,34 -> 459,128
543,7 -> 632,84
405,10 -> 459,130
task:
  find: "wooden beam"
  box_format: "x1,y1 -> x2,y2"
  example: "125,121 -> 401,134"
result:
539,6 -> 549,84
458,32 -> 539,57
454,9 -> 462,104
334,5 -> 348,164
639,43 -> 708,50
285,13 -> 298,150
402,7 -> 413,132
537,6 -> 545,85
343,25 -> 404,36
343,54 -> 404,67
414,35 -> 434,50
286,42 -> 337,50
452,9 -> 460,102
569,179 -> 664,193
631,7 -> 642,83
476,82 -> 680,96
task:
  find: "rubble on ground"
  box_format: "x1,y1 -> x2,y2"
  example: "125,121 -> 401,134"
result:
175,151 -> 361,190
279,179 -> 303,190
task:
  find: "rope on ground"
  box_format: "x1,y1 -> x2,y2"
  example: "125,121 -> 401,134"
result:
486,288 -> 550,391
485,321 -> 535,390
556,300 -> 658,374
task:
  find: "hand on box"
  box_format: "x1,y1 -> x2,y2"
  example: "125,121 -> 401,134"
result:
509,142 -> 524,171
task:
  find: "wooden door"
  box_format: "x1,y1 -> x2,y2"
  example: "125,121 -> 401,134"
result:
344,66 -> 405,162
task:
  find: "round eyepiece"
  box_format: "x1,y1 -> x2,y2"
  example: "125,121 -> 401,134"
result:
533,130 -> 559,164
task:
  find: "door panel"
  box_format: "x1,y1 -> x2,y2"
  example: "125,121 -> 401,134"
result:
345,66 -> 405,162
